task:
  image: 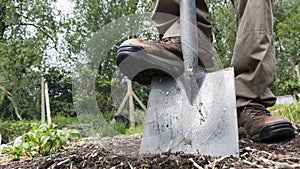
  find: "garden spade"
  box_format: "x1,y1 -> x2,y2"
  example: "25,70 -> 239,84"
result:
139,0 -> 240,157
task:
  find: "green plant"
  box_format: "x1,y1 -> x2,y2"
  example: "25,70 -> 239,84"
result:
3,124 -> 80,161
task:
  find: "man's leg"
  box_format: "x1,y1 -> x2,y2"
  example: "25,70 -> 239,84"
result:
231,0 -> 276,108
152,0 -> 212,40
231,0 -> 295,142
116,0 -> 214,84
151,0 -> 215,69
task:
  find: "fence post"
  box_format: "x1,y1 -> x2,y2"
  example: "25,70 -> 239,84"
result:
41,77 -> 45,124
127,80 -> 135,129
45,83 -> 52,125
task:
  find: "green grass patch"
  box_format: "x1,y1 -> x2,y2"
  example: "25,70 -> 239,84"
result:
112,122 -> 127,134
51,116 -> 80,129
268,102 -> 300,125
112,122 -> 144,135
125,124 -> 144,135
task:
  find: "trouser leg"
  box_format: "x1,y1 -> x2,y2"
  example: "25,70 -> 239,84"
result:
151,0 -> 214,69
151,0 -> 276,108
152,0 -> 212,40
231,0 -> 276,108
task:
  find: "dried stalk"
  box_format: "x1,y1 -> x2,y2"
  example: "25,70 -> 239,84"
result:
189,158 -> 204,169
0,84 -> 22,120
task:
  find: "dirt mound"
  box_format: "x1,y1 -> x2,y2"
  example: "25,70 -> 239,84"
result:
1,132 -> 299,168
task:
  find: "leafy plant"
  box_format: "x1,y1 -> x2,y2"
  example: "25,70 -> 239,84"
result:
3,124 -> 80,161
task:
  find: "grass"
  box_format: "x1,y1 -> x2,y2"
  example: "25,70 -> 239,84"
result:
125,124 -> 144,135
112,122 -> 144,135
268,101 -> 300,126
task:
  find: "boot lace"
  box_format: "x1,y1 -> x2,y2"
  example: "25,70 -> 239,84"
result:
238,107 -> 271,118
159,36 -> 181,44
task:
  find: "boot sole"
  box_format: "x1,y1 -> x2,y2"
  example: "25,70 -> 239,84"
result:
116,45 -> 184,85
251,122 -> 295,143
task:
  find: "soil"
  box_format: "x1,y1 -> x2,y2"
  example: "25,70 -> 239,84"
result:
0,128 -> 300,169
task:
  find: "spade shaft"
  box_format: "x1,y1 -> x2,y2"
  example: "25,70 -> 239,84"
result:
180,0 -> 198,74
180,0 -> 203,105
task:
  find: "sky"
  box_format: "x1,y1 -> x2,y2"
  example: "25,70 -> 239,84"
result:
42,0 -> 75,70
54,0 -> 74,15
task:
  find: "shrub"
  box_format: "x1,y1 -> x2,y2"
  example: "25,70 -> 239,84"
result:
0,120 -> 39,144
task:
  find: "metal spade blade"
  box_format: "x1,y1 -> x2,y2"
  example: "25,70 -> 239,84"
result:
139,0 -> 239,157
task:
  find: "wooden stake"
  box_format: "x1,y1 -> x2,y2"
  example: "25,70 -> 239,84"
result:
117,91 -> 130,115
128,79 -> 135,129
45,83 -> 51,125
295,63 -> 300,87
132,92 -> 146,112
116,78 -> 147,129
41,77 -> 45,124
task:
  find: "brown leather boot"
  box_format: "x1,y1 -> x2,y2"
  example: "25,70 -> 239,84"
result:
116,37 -> 214,85
117,37 -> 183,65
237,106 -> 295,142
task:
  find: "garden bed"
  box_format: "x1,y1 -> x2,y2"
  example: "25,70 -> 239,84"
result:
1,127 -> 299,169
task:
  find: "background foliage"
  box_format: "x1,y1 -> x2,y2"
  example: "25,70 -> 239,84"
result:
0,116 -> 79,144
0,0 -> 72,120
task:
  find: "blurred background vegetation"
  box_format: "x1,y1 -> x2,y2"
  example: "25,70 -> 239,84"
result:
0,0 -> 299,142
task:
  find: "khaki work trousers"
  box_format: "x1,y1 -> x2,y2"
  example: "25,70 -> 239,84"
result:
152,0 -> 277,109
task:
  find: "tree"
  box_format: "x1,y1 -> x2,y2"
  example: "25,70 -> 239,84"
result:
68,0 -> 153,120
207,0 -> 236,68
271,0 -> 300,95
43,67 -> 75,117
0,0 -> 68,120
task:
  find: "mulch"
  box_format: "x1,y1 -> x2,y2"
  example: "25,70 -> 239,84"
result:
1,130 -> 299,169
